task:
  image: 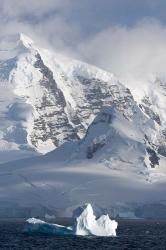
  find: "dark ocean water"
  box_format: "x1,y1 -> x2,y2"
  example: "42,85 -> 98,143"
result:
0,219 -> 166,249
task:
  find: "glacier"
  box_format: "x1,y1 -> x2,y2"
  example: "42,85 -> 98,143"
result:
24,204 -> 118,237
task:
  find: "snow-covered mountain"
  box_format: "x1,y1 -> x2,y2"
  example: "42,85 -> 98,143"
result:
0,33 -> 166,218
0,33 -> 165,159
0,33 -> 136,156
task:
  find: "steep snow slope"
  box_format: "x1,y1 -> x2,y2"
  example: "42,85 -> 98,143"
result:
123,76 -> 166,157
70,107 -> 166,180
0,34 -> 39,162
71,107 -> 149,171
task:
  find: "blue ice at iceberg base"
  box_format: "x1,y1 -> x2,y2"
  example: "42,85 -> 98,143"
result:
24,204 -> 118,237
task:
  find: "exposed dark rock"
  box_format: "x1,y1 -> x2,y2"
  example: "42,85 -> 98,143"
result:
31,53 -> 78,148
146,147 -> 160,168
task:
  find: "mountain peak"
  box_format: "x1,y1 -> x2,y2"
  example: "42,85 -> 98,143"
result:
19,33 -> 34,48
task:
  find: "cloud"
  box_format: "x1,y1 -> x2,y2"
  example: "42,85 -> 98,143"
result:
1,0 -> 166,88
0,0 -> 70,20
77,19 -> 166,88
0,0 -> 79,52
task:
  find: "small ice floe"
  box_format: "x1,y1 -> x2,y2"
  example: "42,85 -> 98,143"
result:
24,204 -> 118,237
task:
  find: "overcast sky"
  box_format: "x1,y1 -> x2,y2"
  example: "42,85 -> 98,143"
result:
1,0 -> 166,84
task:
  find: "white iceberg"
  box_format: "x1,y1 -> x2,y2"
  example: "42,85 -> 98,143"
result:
74,204 -> 118,236
24,204 -> 118,237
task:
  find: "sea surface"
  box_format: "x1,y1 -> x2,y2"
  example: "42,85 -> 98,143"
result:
0,219 -> 166,249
